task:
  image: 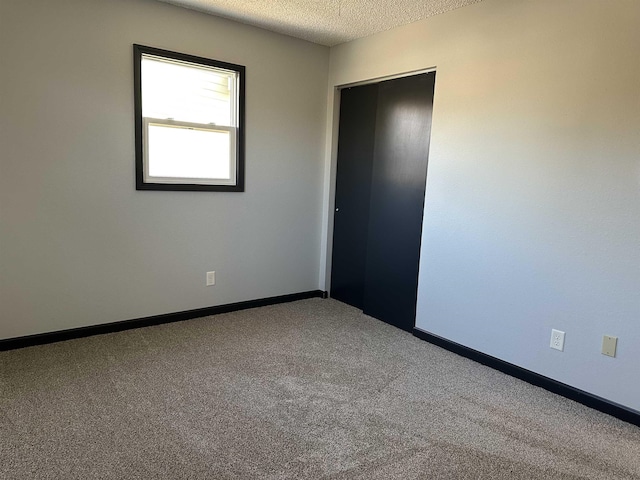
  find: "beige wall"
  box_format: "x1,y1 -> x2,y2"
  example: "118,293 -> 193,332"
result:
0,0 -> 329,339
324,0 -> 640,410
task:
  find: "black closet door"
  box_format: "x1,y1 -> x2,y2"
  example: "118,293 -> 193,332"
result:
362,73 -> 435,332
330,84 -> 378,309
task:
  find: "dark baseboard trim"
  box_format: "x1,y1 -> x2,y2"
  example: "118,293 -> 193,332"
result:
413,327 -> 640,428
0,290 -> 327,352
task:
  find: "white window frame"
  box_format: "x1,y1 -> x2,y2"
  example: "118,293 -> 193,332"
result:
134,45 -> 245,192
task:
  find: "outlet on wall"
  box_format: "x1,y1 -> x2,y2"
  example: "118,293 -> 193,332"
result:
550,329 -> 565,351
206,271 -> 216,286
602,335 -> 618,357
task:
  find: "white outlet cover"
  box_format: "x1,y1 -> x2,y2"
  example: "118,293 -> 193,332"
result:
602,335 -> 618,357
206,271 -> 216,286
550,329 -> 565,351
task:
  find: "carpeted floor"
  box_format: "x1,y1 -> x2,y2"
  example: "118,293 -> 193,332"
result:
1,298 -> 639,479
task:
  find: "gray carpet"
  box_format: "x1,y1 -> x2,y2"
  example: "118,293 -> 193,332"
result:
1,298 -> 639,479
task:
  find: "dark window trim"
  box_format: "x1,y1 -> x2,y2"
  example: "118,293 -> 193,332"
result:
133,44 -> 246,192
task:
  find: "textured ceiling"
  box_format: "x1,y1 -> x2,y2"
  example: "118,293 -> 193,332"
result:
156,0 -> 484,46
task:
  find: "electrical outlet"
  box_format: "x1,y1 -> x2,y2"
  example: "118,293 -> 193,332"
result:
206,271 -> 216,286
602,335 -> 617,357
550,329 -> 565,351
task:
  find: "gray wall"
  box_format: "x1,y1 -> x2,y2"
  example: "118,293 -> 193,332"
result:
0,0 -> 329,339
325,0 -> 640,410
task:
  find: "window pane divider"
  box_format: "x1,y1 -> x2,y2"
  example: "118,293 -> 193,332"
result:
144,117 -> 235,134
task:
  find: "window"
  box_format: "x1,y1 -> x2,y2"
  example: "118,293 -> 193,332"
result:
134,45 -> 245,191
